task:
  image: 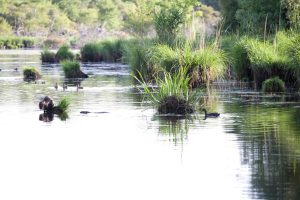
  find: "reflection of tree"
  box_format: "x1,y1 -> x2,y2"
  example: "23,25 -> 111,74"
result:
225,104 -> 300,200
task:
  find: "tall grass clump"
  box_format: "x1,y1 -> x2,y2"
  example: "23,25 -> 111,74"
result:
262,77 -> 285,93
80,39 -> 126,62
55,45 -> 75,61
123,39 -> 157,81
23,66 -> 41,81
231,36 -> 290,87
61,60 -> 88,79
41,49 -> 57,63
135,67 -> 200,115
57,97 -> 70,113
80,43 -> 103,62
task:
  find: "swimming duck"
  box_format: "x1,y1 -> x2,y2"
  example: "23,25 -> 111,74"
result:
202,108 -> 220,119
63,83 -> 68,90
14,67 -> 18,71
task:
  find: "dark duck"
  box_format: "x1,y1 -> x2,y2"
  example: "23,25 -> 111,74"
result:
202,108 -> 220,119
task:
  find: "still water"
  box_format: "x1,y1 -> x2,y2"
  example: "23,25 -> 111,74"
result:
0,50 -> 300,200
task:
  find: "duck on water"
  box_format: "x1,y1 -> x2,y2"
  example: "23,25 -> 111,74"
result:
202,108 -> 220,120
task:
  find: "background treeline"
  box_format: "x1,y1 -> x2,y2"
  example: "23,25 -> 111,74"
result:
219,0 -> 300,34
0,0 -> 219,41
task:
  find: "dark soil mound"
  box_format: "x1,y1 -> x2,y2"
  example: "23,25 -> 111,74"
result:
158,96 -> 194,115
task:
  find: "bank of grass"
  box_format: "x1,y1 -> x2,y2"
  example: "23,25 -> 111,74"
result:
125,40 -> 228,86
80,39 -> 128,62
230,34 -> 298,88
61,60 -> 88,79
41,49 -> 57,63
23,66 -> 41,81
135,67 -> 200,115
0,36 -> 36,49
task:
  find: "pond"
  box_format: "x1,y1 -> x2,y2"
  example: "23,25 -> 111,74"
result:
1,50 -> 300,200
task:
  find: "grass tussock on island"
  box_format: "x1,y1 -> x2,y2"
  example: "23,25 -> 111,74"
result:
135,67 -> 200,115
61,60 -> 88,79
262,77 -> 285,93
23,67 -> 41,81
41,45 -> 75,63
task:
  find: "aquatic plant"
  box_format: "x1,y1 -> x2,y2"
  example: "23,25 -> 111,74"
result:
123,39 -> 156,81
262,77 -> 285,93
23,66 -> 41,81
55,45 -> 75,61
61,60 -> 88,79
41,49 -> 57,63
135,66 -> 200,115
57,97 -> 70,112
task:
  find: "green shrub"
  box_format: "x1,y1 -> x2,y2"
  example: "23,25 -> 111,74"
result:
57,97 -> 70,112
41,49 -> 57,63
56,45 -> 75,61
61,60 -> 88,78
136,66 -> 200,115
262,77 -> 285,93
80,39 -> 126,63
23,67 -> 41,81
80,43 -> 103,62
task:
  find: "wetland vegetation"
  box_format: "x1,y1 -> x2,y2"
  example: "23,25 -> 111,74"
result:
1,0 -> 300,199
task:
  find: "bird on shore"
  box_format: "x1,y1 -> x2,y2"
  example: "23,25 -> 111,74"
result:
202,108 -> 220,120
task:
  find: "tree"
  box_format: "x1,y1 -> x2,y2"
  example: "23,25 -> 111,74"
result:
219,0 -> 238,32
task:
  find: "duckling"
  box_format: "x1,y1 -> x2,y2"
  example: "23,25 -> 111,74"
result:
41,81 -> 45,84
54,82 -> 58,90
63,83 -> 68,90
14,67 -> 18,72
0,69 -> 2,71
202,108 -> 220,119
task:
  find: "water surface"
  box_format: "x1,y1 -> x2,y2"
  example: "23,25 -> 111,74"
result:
0,51 -> 300,200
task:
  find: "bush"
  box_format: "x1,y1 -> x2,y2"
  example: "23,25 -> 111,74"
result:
80,39 -> 126,63
56,45 -> 75,61
23,67 -> 41,81
135,67 -> 200,115
61,60 -> 88,78
262,77 -> 285,93
80,43 -> 103,62
41,49 -> 57,63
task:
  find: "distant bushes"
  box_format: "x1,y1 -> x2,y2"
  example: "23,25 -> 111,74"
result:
41,49 -> 57,63
41,45 -> 75,63
0,37 -> 36,49
55,45 -> 75,61
80,39 -> 126,62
